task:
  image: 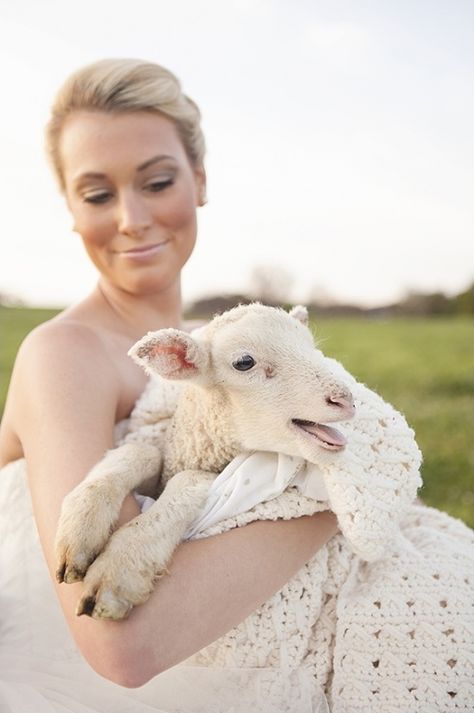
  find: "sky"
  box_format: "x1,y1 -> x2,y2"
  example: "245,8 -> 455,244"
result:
0,0 -> 473,308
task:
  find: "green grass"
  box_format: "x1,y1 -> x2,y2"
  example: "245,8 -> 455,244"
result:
0,306 -> 60,404
1,307 -> 473,527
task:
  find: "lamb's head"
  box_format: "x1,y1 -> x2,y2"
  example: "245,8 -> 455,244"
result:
129,304 -> 355,465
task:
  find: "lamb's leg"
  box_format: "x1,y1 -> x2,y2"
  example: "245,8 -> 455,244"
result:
55,442 -> 161,584
75,469 -> 215,620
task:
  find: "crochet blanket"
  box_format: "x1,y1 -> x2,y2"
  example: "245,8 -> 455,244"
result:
119,359 -> 474,712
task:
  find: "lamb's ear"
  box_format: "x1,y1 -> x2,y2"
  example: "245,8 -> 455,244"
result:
289,305 -> 309,326
128,329 -> 209,380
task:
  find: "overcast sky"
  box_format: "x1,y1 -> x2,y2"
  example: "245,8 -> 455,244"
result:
0,0 -> 473,308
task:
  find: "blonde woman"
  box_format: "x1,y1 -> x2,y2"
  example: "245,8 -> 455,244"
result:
0,59 -> 337,712
1,59 -> 473,713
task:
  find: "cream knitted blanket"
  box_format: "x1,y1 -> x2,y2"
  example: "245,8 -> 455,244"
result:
119,359 -> 474,712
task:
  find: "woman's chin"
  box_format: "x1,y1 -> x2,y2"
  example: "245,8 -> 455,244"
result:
99,271 -> 175,299
129,275 -> 180,297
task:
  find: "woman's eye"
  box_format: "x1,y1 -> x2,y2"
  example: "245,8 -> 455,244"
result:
146,178 -> 174,192
232,355 -> 256,371
83,192 -> 111,204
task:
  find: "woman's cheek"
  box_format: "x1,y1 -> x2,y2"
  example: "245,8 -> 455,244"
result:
77,214 -> 115,247
165,186 -> 199,227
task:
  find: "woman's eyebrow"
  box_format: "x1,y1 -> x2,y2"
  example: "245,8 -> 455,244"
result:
73,156 -> 176,184
73,171 -> 106,184
137,154 -> 175,171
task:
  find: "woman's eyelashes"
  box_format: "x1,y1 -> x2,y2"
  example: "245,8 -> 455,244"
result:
82,177 -> 175,204
145,177 -> 174,193
82,190 -> 112,204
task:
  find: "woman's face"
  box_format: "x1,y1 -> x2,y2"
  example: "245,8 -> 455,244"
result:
60,110 -> 205,296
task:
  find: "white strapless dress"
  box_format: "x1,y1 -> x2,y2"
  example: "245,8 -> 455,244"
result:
0,459 -> 328,713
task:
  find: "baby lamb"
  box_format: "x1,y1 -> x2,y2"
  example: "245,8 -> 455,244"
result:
55,303 -> 354,620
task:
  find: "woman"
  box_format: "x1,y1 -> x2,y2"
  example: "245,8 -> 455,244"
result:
0,58 -> 337,712
1,59 -> 473,713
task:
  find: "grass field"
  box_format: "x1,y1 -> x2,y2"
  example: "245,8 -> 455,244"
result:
1,306 -> 473,527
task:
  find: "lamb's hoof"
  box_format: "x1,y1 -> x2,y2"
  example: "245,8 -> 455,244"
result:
55,553 -> 90,584
76,595 -> 97,617
63,567 -> 86,584
56,562 -> 67,584
76,590 -> 133,620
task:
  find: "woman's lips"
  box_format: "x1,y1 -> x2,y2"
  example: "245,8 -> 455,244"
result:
118,241 -> 170,259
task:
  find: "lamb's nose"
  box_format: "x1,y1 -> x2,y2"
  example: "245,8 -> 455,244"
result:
326,391 -> 355,417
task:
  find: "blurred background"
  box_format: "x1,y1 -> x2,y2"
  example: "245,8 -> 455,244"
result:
1,0 -> 473,525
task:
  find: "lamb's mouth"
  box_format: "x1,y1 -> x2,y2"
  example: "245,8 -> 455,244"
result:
291,419 -> 347,451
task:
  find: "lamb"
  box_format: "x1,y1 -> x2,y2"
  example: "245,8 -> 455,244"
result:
55,303 -> 356,620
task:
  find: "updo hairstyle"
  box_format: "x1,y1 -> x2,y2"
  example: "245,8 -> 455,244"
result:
45,58 -> 205,190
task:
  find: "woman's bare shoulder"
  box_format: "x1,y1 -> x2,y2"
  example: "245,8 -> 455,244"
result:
0,316 -> 119,466
20,312 -> 107,356
14,312 -> 121,394
18,315 -> 121,407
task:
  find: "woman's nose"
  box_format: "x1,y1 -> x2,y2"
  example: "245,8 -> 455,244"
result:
117,193 -> 152,237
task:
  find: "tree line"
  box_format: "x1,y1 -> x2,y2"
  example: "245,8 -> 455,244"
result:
185,280 -> 474,319
1,280 -> 473,318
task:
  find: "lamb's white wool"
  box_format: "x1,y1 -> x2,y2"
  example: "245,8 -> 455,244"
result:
54,303 -> 474,710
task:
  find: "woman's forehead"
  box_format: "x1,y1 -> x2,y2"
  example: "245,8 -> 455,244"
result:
60,110 -> 186,180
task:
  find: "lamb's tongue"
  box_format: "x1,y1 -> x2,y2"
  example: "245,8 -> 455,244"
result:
300,422 -> 347,447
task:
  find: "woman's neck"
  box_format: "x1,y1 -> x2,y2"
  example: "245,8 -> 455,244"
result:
65,278 -> 184,342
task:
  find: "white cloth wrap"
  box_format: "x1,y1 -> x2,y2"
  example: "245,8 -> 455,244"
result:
136,452 -> 328,539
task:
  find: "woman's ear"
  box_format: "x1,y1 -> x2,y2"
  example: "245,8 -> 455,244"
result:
195,165 -> 207,206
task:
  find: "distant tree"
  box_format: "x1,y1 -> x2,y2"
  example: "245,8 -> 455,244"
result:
185,294 -> 251,319
397,285 -> 474,316
396,291 -> 426,315
0,291 -> 24,307
423,292 -> 456,315
307,284 -> 339,308
248,265 -> 294,305
453,282 -> 474,315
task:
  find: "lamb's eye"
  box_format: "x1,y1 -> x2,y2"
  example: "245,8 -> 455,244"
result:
232,355 -> 256,371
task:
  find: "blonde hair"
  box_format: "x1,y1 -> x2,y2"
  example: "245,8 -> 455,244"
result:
45,58 -> 205,190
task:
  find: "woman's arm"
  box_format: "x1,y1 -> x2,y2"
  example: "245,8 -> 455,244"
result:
12,322 -> 338,688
